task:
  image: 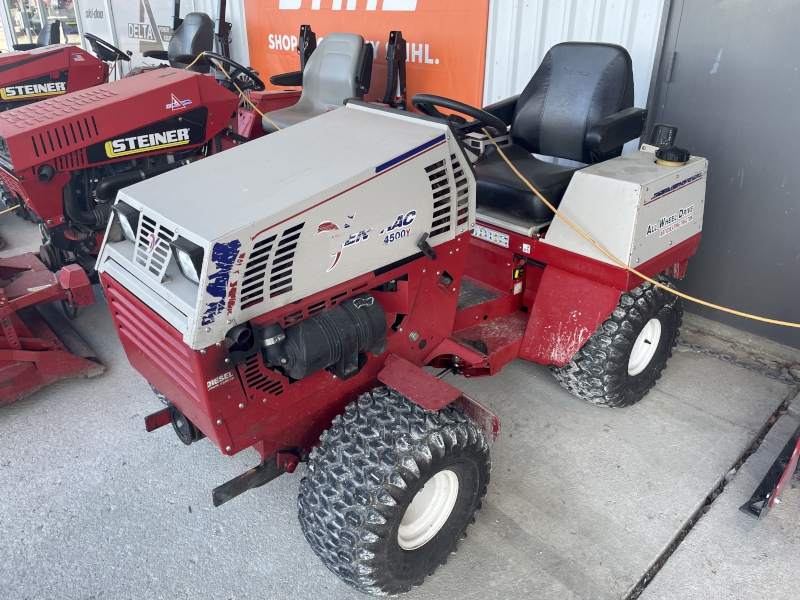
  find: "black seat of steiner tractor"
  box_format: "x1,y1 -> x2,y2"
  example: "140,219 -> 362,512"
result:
262,33 -> 373,133
475,42 -> 647,222
13,19 -> 60,51
143,12 -> 214,73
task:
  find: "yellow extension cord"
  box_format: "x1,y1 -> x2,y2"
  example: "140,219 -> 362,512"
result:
179,49 -> 794,329
182,52 -> 282,131
482,128 -> 800,329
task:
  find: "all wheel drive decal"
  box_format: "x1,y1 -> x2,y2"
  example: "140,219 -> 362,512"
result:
646,205 -> 694,237
85,107 -> 208,164
0,71 -> 69,101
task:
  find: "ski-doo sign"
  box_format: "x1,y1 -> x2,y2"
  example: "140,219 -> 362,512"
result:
85,107 -> 208,164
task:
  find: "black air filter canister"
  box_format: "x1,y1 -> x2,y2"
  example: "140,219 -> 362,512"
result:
259,294 -> 387,381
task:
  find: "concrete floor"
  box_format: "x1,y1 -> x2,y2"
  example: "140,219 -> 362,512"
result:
0,215 -> 798,599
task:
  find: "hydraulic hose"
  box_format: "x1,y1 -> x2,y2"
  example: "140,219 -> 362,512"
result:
94,159 -> 190,202
64,176 -> 107,227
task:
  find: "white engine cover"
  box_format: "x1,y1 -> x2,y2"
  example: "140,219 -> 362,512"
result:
97,104 -> 476,350
542,144 -> 708,267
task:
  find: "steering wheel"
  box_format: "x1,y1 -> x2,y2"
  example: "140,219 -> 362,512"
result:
84,33 -> 130,62
201,52 -> 265,93
411,94 -> 508,136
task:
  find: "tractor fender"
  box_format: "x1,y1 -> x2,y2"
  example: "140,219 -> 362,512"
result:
519,266 -> 621,367
377,354 -> 500,446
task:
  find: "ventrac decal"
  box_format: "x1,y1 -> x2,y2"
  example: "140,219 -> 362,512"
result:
645,172 -> 704,205
85,107 -> 208,164
318,214 -> 374,272
0,73 -> 68,100
207,371 -> 234,391
203,239 -> 242,326
380,210 -> 416,244
645,205 -> 694,237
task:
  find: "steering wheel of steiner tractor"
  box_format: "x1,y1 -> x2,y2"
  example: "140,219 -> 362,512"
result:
411,94 -> 508,136
202,52 -> 266,93
84,33 -> 130,62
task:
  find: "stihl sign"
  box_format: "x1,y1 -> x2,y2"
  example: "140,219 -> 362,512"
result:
279,0 -> 417,9
245,0 -> 489,108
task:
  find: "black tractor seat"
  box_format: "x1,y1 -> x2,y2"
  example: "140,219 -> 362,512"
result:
142,12 -> 214,72
474,41 -> 647,223
476,145 -> 580,222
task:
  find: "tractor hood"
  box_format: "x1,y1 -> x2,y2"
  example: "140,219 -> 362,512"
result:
0,45 -> 106,106
97,103 -> 476,350
0,67 -> 236,174
0,44 -> 72,74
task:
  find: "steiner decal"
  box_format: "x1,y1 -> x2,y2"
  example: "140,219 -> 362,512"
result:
0,72 -> 69,101
105,128 -> 191,158
85,107 -> 208,164
645,205 -> 695,237
203,239 -> 242,326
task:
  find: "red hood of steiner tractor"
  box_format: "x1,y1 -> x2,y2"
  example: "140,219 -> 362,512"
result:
0,67 -> 238,176
0,45 -> 107,104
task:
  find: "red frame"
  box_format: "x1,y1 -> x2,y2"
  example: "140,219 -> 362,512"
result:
102,211 -> 700,477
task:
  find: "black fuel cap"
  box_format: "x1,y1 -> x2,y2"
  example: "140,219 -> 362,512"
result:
656,145 -> 690,165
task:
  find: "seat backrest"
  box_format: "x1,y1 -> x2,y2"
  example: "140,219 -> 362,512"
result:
168,12 -> 214,72
300,33 -> 367,110
37,20 -> 60,46
511,42 -> 634,164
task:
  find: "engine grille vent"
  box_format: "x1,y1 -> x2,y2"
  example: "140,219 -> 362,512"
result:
268,222 -> 304,299
237,222 -> 306,312
30,116 -> 99,158
238,354 -> 286,398
56,149 -> 86,170
452,153 -> 470,227
134,214 -> 178,282
239,234 -> 277,310
425,159 -> 452,238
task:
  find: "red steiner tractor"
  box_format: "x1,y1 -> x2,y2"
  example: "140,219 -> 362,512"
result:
95,43 -> 706,594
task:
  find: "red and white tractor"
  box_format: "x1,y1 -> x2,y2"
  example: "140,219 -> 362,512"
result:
95,42 -> 705,595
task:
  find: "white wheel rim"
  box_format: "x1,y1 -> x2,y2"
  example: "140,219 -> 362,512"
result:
397,470 -> 459,550
628,318 -> 662,376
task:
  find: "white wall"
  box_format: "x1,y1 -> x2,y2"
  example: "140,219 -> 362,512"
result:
181,0 -> 250,66
484,0 -> 665,155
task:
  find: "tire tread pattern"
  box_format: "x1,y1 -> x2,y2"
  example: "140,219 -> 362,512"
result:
298,387 -> 490,596
552,275 -> 683,408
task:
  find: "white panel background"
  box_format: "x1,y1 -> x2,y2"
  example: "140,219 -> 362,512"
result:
180,0 -> 250,66
483,0 -> 665,156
